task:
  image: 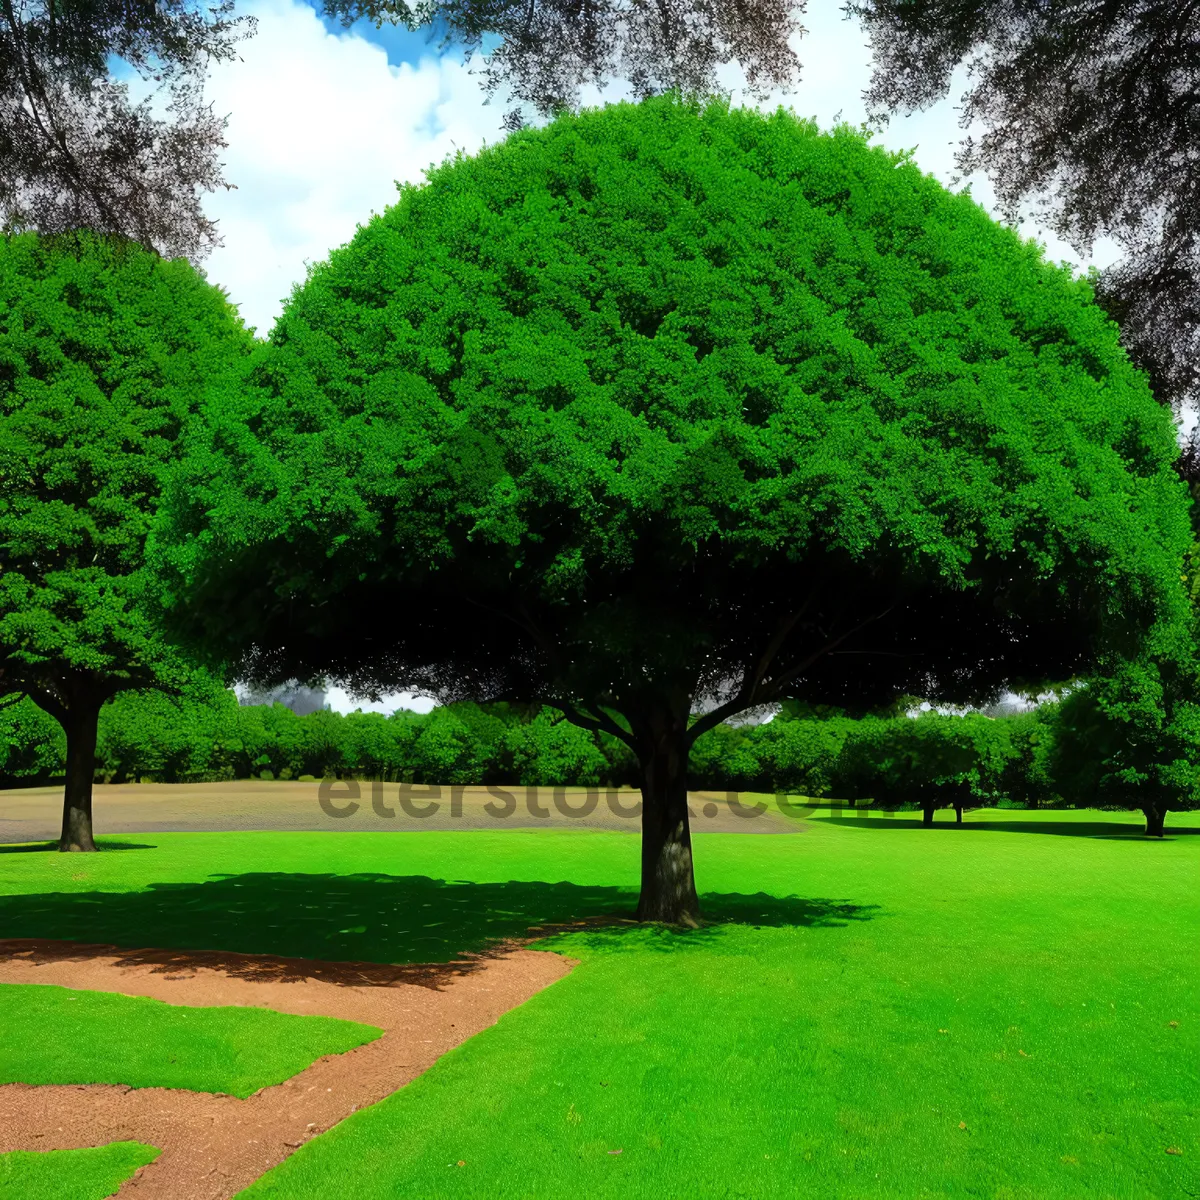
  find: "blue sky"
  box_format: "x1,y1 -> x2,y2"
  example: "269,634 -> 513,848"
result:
104,1 -> 1137,715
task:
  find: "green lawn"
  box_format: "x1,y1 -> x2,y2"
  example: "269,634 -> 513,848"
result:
0,806 -> 1196,1198
0,1142 -> 158,1198
0,983 -> 381,1098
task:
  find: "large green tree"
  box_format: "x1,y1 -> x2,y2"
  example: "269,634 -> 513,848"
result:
151,94 -> 1193,922
0,227 -> 256,849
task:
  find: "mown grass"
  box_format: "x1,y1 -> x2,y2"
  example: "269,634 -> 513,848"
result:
0,1142 -> 158,1198
0,806 -> 1196,1198
0,983 -> 381,1098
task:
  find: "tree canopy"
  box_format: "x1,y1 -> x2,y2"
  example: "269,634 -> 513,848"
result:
0,226 -> 257,848
152,93 -> 1194,920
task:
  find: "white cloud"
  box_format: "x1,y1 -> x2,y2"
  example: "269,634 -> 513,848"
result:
324,686 -> 436,716
116,0 -> 518,337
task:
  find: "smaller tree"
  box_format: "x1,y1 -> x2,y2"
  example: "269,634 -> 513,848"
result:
0,228 -> 256,848
996,705 -> 1060,809
0,694 -> 65,784
96,669 -> 238,783
751,716 -> 852,799
1046,658 -> 1200,837
832,712 -> 1015,824
288,707 -> 349,780
505,708 -> 608,788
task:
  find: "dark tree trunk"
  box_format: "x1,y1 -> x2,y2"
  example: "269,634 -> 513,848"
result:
636,710 -> 700,926
1143,805 -> 1167,837
954,804 -> 963,824
922,804 -> 934,827
60,705 -> 100,852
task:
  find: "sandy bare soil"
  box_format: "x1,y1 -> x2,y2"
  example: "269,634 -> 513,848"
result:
0,937 -> 577,1198
0,780 -> 805,844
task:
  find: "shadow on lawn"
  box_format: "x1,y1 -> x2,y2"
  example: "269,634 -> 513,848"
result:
539,892 -> 879,956
824,814 -> 1198,838
0,872 -> 874,981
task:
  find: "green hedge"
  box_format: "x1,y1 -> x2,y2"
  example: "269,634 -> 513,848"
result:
0,673 -> 1068,807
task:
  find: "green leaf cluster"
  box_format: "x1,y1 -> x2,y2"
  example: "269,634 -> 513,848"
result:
0,229 -> 257,709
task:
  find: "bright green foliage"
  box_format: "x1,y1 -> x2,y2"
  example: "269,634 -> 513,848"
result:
151,92 -> 1195,917
0,696 -> 63,781
95,669 -> 241,783
1046,671 -> 1200,832
751,716 -> 855,796
505,708 -> 609,786
0,227 -> 258,847
0,1143 -> 159,1199
0,229 -> 255,703
830,712 -> 1015,809
1,685 -> 638,787
686,722 -> 761,791
0,983 -> 381,1097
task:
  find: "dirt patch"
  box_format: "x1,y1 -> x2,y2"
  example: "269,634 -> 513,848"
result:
0,939 -> 576,1197
0,781 -> 805,843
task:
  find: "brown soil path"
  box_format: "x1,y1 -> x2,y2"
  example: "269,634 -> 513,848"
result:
0,938 -> 576,1198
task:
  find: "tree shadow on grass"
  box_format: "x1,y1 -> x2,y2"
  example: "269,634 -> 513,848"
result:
0,873 -> 876,982
824,814 -> 1199,838
531,892 -> 880,956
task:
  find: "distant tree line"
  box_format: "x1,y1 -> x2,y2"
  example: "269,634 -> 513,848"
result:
2,674 -> 1192,834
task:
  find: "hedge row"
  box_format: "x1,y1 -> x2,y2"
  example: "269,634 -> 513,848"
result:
0,675 -> 1064,808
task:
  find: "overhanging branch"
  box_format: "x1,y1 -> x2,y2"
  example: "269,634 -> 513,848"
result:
550,696 -> 638,752
686,603 -> 896,746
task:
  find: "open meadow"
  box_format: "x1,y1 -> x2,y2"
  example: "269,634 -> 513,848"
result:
0,803 -> 1196,1198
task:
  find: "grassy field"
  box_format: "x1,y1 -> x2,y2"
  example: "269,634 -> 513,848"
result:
0,805 -> 1196,1198
0,983 -> 381,1097
0,1142 -> 158,1198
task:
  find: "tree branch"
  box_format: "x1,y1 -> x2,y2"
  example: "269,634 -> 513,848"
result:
549,696 -> 639,752
757,605 -> 897,701
686,593 -> 819,744
686,603 -> 896,746
22,682 -> 68,723
461,596 -> 639,750
744,589 -> 818,699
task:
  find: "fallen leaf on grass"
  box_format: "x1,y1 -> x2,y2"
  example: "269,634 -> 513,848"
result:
457,1160 -> 466,1167
608,1149 -> 623,1156
1061,1156 -> 1078,1165
1169,1021 -> 1179,1029
1166,1147 -> 1182,1156
959,1122 -> 968,1130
